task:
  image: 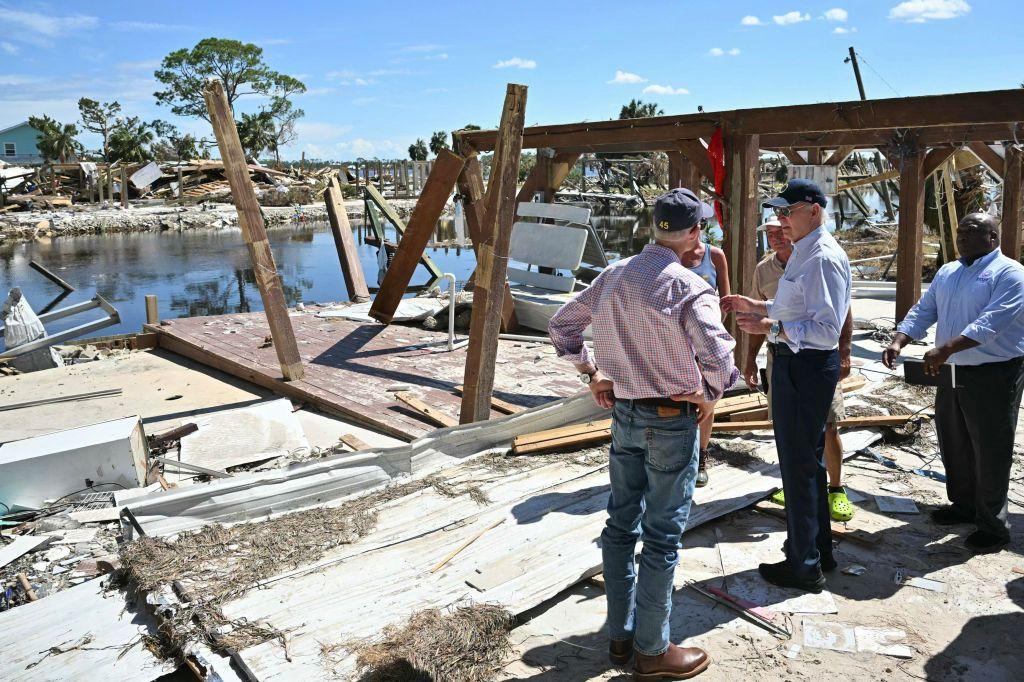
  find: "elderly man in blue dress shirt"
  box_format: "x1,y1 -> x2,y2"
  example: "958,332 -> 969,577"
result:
723,178 -> 852,593
883,212 -> 1024,554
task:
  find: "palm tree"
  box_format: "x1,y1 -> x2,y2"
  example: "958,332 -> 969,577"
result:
108,117 -> 156,163
429,130 -> 449,156
28,115 -> 83,163
237,111 -> 276,162
408,139 -> 428,161
619,99 -> 664,120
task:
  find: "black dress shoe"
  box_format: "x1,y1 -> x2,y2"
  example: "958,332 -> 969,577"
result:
965,530 -> 1009,554
930,505 -> 973,526
821,554 -> 838,572
759,560 -> 826,594
609,638 -> 634,665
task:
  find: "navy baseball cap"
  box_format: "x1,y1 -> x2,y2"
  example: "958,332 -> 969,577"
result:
763,178 -> 827,209
654,188 -> 703,232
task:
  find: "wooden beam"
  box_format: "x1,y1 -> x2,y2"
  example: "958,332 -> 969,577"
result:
668,151 -> 701,190
324,177 -> 370,303
762,123 -> 1021,150
363,182 -> 444,280
895,148 -> 926,322
456,154 -> 519,332
203,79 -> 304,381
460,83 -> 528,424
837,169 -> 900,192
968,141 -> 1005,178
780,148 -> 806,165
825,145 -> 856,165
394,391 -> 458,428
807,148 -> 823,164
1001,144 -> 1023,261
453,384 -> 522,414
370,149 -> 466,324
459,88 -> 1024,151
922,147 -> 957,179
515,151 -> 580,204
676,139 -> 713,179
338,433 -> 371,451
722,133 -> 760,364
144,294 -> 159,325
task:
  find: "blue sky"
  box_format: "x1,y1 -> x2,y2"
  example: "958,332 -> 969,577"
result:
1,1 -> 1019,161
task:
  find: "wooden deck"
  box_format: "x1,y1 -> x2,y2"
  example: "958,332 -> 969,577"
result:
148,307 -> 582,440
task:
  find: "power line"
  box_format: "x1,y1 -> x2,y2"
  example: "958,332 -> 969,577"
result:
854,50 -> 901,97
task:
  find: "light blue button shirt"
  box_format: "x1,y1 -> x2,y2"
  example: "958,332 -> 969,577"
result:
767,226 -> 852,352
897,248 -> 1024,366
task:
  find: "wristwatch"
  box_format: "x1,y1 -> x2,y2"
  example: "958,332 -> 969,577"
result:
579,371 -> 595,385
769,320 -> 782,343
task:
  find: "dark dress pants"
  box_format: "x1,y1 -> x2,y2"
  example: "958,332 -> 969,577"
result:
935,355 -> 1024,540
771,346 -> 840,578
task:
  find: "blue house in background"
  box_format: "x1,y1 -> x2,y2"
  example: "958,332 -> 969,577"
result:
0,121 -> 45,165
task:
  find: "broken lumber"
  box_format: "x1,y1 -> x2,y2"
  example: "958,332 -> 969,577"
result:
453,384 -> 523,414
204,79 -> 303,381
370,149 -> 466,323
713,414 -> 920,433
339,433 -> 371,451
394,391 -> 459,428
324,177 -> 370,303
752,501 -> 879,547
29,260 -> 74,292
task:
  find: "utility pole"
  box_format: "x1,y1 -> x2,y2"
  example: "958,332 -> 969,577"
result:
845,45 -> 895,220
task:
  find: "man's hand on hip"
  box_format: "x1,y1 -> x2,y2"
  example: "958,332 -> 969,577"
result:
588,374 -> 615,409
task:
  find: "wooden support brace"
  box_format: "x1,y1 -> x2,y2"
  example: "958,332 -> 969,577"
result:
460,83 -> 528,425
780,148 -> 806,165
668,150 -> 701,190
895,148 -> 926,322
824,145 -> 856,166
325,177 -> 370,302
721,133 -> 760,364
968,141 -> 1005,179
394,391 -> 458,428
922,147 -> 957,179
1002,144 -> 1023,261
676,139 -> 713,179
453,384 -> 522,414
204,79 -> 304,381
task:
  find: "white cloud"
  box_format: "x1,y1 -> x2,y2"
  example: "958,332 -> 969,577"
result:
888,0 -> 970,22
297,87 -> 334,97
0,8 -> 97,43
325,70 -> 357,81
352,96 -> 376,107
741,15 -> 763,25
708,48 -> 740,57
0,41 -> 17,54
643,84 -> 690,96
369,68 -> 412,77
400,44 -> 445,53
728,48 -> 741,56
295,121 -> 354,142
824,8 -> 848,21
607,70 -> 647,84
833,26 -> 858,33
0,75 -> 43,87
493,57 -> 536,69
423,87 -> 449,94
773,11 -> 811,25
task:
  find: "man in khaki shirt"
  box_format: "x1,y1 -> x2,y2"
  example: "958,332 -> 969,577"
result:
745,219 -> 855,521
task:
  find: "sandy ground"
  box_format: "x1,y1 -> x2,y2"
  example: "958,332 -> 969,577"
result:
499,301 -> 1024,682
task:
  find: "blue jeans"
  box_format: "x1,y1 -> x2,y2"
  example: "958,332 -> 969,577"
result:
601,400 -> 699,656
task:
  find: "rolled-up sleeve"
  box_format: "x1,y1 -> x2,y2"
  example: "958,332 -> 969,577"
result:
549,279 -> 600,366
682,290 -> 738,401
960,271 -> 1024,345
896,276 -> 940,341
776,258 -> 846,350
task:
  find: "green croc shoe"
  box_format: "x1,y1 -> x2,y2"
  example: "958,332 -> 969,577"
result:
770,489 -> 785,506
828,488 -> 854,522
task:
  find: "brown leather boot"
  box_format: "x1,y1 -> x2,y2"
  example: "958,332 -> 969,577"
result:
609,638 -> 633,665
633,643 -> 710,680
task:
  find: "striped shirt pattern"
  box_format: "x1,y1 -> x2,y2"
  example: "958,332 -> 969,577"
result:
549,244 -> 739,401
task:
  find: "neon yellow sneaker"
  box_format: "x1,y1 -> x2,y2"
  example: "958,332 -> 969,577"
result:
770,489 -> 785,506
829,488 -> 855,522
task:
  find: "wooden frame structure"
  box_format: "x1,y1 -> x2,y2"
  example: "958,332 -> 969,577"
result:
456,88 -> 1024,325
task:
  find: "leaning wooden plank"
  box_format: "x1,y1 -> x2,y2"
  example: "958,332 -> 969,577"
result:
514,423 -> 612,454
363,182 -> 444,280
204,79 -> 303,381
324,177 -> 370,302
513,418 -> 611,449
454,384 -> 523,414
714,414 -> 919,433
461,83 -> 528,424
394,390 -> 459,428
370,150 -> 466,324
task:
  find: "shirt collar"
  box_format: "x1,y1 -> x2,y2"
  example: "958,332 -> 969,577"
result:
644,243 -> 682,266
959,248 -> 1001,270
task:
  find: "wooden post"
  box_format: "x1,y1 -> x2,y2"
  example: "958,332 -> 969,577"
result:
325,177 -> 370,302
204,78 -> 304,381
941,161 -> 959,261
668,150 -> 701,191
456,154 -> 519,332
722,133 -> 760,364
1002,144 -> 1023,261
807,148 -> 823,164
120,167 -> 129,208
96,166 -> 104,203
369,149 -> 466,323
177,166 -> 184,199
460,84 -> 528,424
895,148 -> 926,322
108,164 -> 115,203
145,295 -> 159,325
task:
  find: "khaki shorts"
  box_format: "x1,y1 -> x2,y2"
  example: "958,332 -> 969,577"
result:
765,347 -> 846,423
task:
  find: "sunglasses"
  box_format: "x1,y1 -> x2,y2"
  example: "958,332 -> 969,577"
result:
772,202 -> 810,218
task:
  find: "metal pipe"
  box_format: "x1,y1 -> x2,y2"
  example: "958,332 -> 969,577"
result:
438,273 -> 456,351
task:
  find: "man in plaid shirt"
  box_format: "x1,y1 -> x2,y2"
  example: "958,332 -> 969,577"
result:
549,188 -> 737,680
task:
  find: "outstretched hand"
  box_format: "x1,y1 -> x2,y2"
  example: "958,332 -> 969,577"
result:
720,294 -> 759,314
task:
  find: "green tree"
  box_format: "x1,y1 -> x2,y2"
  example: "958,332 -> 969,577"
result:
150,120 -> 202,161
267,96 -> 303,166
237,110 -> 276,161
408,138 -> 428,161
108,117 -> 155,163
461,124 -> 481,130
429,130 -> 449,156
28,115 -> 83,163
77,98 -> 121,161
154,38 -> 306,121
619,99 -> 664,119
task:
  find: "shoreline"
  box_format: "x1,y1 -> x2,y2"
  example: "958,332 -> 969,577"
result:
0,197 -> 430,242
